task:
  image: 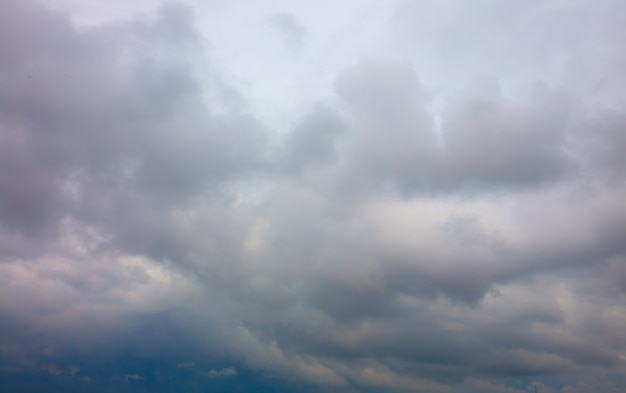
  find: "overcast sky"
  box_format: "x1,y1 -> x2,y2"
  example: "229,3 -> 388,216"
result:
1,1 -> 626,392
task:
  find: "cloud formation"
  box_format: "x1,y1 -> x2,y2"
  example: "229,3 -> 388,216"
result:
1,0 -> 626,392
208,367 -> 237,378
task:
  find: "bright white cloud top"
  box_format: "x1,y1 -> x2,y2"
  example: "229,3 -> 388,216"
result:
1,1 -> 626,392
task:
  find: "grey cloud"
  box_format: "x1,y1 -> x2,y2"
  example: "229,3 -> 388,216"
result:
208,367 -> 237,377
435,78 -> 574,191
279,104 -> 347,174
222,183 -> 626,385
334,58 -> 436,184
0,0 -> 266,262
3,1 -> 626,393
287,58 -> 577,198
572,108 -> 626,185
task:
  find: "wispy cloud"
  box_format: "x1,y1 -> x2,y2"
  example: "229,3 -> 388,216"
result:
208,367 -> 237,378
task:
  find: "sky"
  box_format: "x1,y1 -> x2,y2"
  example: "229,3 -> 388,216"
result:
1,0 -> 626,392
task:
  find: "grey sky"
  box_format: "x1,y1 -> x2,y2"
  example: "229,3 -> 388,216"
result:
1,1 -> 626,392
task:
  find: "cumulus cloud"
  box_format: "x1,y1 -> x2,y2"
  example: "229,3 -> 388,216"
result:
1,0 -> 626,393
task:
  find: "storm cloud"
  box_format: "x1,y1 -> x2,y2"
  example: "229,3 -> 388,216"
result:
1,0 -> 626,392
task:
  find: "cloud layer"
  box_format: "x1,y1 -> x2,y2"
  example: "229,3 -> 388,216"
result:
1,1 -> 626,392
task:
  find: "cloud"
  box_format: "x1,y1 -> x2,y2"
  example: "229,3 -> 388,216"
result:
208,367 -> 237,378
434,77 -> 575,191
124,374 -> 143,382
1,1 -> 626,393
278,58 -> 576,198
269,12 -> 307,53
279,104 -> 347,174
0,0 -> 266,263
44,364 -> 62,376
